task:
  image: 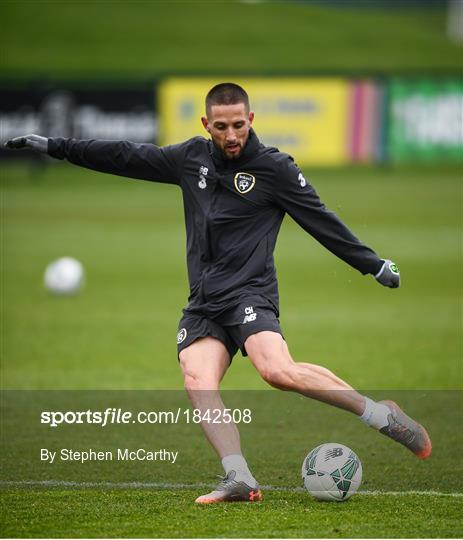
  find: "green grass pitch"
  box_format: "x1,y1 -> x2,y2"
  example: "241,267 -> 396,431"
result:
2,0 -> 462,535
1,162 -> 461,537
1,489 -> 462,538
2,1 -> 461,76
2,163 -> 460,391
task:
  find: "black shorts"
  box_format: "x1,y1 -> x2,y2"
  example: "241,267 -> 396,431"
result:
176,297 -> 283,360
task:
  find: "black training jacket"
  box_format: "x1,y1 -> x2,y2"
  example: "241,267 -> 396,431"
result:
48,129 -> 383,317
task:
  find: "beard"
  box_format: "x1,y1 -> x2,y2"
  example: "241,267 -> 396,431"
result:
222,142 -> 242,160
210,131 -> 249,160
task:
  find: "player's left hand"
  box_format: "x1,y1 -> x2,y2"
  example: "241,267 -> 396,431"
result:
375,259 -> 400,288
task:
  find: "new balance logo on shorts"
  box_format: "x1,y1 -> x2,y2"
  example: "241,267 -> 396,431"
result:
243,306 -> 257,324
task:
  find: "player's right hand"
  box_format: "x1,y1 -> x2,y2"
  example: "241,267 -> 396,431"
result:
4,134 -> 48,153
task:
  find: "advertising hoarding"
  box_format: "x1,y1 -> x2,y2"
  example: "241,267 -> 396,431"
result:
349,80 -> 386,163
388,79 -> 463,162
159,78 -> 351,166
0,83 -> 158,160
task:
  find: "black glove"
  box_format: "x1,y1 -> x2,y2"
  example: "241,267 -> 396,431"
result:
4,134 -> 48,153
375,259 -> 400,288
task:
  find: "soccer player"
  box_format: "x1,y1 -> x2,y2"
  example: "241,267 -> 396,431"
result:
6,82 -> 432,504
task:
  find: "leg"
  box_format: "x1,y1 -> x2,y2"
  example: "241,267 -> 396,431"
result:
179,336 -> 262,502
179,336 -> 241,458
245,331 -> 365,414
245,331 -> 432,459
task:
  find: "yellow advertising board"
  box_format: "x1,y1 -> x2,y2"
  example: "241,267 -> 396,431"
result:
159,78 -> 350,166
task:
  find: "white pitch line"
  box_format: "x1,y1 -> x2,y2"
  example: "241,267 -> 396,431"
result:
0,480 -> 462,498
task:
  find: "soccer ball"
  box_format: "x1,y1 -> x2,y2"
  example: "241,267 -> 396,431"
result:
44,257 -> 84,295
301,443 -> 362,501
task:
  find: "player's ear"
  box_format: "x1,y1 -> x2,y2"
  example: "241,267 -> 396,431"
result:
248,111 -> 255,125
201,116 -> 210,132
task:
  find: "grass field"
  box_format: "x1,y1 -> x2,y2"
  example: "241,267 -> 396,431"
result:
2,162 -> 461,390
2,0 -> 462,536
1,390 -> 462,537
1,162 -> 462,537
2,1 -> 461,77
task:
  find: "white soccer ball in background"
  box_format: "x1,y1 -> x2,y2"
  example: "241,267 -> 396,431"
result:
301,443 -> 362,501
44,257 -> 84,295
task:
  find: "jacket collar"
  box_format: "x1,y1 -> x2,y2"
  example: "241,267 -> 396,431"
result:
209,128 -> 261,170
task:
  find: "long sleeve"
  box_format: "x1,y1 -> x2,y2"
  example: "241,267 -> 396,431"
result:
274,158 -> 382,275
48,138 -> 187,185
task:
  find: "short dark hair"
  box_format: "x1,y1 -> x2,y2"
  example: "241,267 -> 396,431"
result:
205,83 -> 250,116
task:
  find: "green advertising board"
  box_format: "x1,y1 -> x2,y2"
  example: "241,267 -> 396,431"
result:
388,79 -> 463,162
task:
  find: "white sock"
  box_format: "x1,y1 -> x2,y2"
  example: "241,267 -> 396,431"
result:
221,454 -> 257,487
360,397 -> 391,430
